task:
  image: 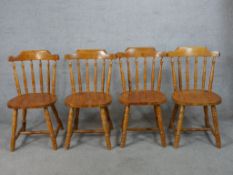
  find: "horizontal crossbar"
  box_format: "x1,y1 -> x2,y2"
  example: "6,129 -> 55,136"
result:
127,127 -> 159,132
73,128 -> 104,134
16,126 -> 62,139
20,130 -> 49,135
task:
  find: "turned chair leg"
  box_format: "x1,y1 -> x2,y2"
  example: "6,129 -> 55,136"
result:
73,108 -> 80,130
10,109 -> 18,152
51,105 -> 64,129
173,105 -> 185,148
154,105 -> 166,147
168,104 -> 178,129
100,107 -> 112,150
64,108 -> 74,149
105,107 -> 114,129
120,105 -> 130,148
43,107 -> 57,150
211,105 -> 221,148
203,106 -> 210,128
22,109 -> 27,131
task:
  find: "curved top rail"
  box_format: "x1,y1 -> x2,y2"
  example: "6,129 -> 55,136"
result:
9,50 -> 59,62
167,46 -> 220,57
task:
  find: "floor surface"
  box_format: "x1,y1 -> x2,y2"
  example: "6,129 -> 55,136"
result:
0,109 -> 233,175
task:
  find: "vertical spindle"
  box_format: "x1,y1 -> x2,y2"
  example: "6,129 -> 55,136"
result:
194,57 -> 198,89
12,63 -> 21,95
21,61 -> 28,94
185,57 -> 190,90
68,61 -> 76,94
39,60 -> 44,93
30,61 -> 36,93
143,57 -> 147,90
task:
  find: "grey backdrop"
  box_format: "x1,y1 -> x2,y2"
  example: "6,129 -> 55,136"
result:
1,0 -> 232,122
0,0 -> 233,174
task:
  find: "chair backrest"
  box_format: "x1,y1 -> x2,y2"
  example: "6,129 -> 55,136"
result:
167,46 -> 220,91
65,49 -> 115,94
9,50 -> 59,96
117,47 -> 166,92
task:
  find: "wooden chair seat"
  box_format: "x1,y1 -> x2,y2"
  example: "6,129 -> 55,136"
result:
119,90 -> 167,105
173,90 -> 221,106
64,92 -> 112,108
7,93 -> 57,109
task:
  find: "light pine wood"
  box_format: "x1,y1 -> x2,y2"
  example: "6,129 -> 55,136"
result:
65,92 -> 112,108
94,59 -> 98,92
120,105 -> 130,148
73,129 -> 104,133
119,90 -> 166,105
106,59 -> 113,94
185,57 -> 190,90
208,57 -> 216,91
39,60 -> 44,93
100,107 -> 112,150
168,104 -> 179,129
101,58 -> 106,92
51,62 -> 56,95
127,128 -> 159,132
9,50 -> 59,61
64,108 -> 74,149
8,50 -> 63,151
154,105 -> 166,147
202,57 -> 207,89
143,57 -> 147,90
64,49 -> 114,150
211,105 -> 221,148
173,105 -> 185,148
105,107 -> 113,129
10,109 -> 18,151
21,62 -> 28,94
30,61 -> 36,93
117,47 -> 167,147
119,57 -> 126,92
150,57 -> 156,90
86,60 -> 90,92
69,62 -> 76,94
135,57 -> 139,91
126,58 -> 132,91
167,46 -> 222,148
194,57 -> 198,89
157,58 -> 164,91
172,90 -> 221,106
171,58 -> 177,91
22,109 -> 27,131
51,105 -> 64,130
12,63 -> 21,95
203,106 -> 210,128
178,57 -> 182,90
44,107 -> 57,150
47,60 -> 50,93
74,108 -> 80,130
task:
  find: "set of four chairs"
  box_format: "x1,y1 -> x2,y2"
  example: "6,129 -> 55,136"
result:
7,46 -> 222,151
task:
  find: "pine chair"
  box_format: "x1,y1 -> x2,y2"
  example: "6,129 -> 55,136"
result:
7,50 -> 64,151
117,47 -> 167,148
64,49 -> 114,150
167,46 -> 222,148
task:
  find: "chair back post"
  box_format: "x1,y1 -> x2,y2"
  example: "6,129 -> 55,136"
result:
8,50 -> 59,96
167,46 -> 220,92
64,49 -> 114,94
117,47 -> 165,93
